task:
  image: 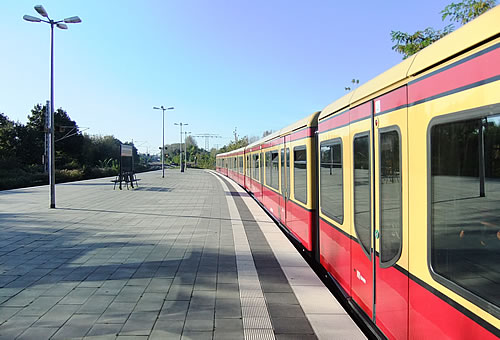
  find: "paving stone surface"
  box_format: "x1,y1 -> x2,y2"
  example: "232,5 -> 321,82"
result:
0,170 -> 238,339
0,169 -> 366,339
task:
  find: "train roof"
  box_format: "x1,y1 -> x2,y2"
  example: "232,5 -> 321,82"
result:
217,111 -> 320,156
279,111 -> 320,137
216,145 -> 246,158
319,5 -> 500,120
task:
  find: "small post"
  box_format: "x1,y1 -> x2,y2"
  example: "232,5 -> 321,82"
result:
119,144 -> 123,190
180,123 -> 184,172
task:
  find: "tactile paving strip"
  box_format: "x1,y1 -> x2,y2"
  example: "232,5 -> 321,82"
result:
213,172 -> 276,340
244,328 -> 275,340
243,317 -> 273,329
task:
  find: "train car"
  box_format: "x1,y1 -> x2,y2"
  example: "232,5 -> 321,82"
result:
218,147 -> 246,188
215,155 -> 227,177
270,112 -> 320,253
317,7 -> 500,339
216,6 -> 499,339
245,139 -> 264,201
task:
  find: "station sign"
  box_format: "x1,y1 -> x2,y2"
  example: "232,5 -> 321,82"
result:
121,144 -> 133,157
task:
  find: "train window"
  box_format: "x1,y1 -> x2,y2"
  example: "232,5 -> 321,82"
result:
353,133 -> 371,257
281,149 -> 285,195
253,154 -> 259,182
271,151 -> 279,190
239,156 -> 243,174
320,139 -> 343,224
294,146 -> 307,204
431,114 -> 500,310
286,148 -> 290,197
259,156 -> 264,183
379,129 -> 402,266
265,151 -> 271,186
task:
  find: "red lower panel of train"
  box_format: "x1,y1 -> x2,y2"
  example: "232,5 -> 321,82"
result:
319,218 -> 351,294
286,200 -> 313,251
374,256 -> 408,340
318,218 -> 497,339
261,186 -> 280,221
409,278 -> 497,339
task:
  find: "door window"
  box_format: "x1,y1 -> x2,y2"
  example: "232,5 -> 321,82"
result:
379,130 -> 402,266
354,133 -> 371,256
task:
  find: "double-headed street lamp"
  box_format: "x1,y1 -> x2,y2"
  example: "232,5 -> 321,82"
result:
174,123 -> 188,172
153,106 -> 174,178
24,5 -> 81,209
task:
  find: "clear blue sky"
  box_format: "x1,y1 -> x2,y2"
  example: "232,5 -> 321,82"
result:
1,0 -> 454,153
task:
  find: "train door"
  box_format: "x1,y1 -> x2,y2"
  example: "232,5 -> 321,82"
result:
373,90 -> 408,339
279,137 -> 289,225
258,149 -> 264,202
350,102 -> 374,320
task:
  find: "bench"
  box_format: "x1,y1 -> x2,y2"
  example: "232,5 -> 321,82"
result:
112,172 -> 139,190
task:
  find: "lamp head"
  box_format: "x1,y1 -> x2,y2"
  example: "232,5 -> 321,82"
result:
56,23 -> 68,29
34,5 -> 48,18
23,15 -> 42,22
64,16 -> 81,23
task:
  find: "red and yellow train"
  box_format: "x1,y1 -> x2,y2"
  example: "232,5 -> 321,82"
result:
217,7 -> 500,339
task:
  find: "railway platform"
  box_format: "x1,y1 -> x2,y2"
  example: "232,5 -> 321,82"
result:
0,169 -> 366,340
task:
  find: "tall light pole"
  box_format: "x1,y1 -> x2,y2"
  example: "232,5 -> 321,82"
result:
153,106 -> 174,178
24,5 -> 81,209
184,131 -> 191,170
174,123 -> 188,172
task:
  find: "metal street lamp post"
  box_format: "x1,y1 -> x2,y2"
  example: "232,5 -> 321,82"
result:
24,5 -> 81,209
184,131 -> 191,170
153,106 -> 174,178
174,123 -> 188,172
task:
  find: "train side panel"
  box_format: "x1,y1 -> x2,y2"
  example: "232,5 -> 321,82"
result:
407,37 -> 500,339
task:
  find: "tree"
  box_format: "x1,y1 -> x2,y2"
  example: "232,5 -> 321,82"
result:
391,26 -> 454,59
81,135 -> 121,167
0,113 -> 22,163
391,0 -> 496,59
442,0 -> 496,24
24,104 -> 84,167
262,130 -> 273,138
218,136 -> 249,153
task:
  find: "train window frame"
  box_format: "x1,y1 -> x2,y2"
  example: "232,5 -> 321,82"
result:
293,145 -> 308,205
281,148 -> 285,195
270,150 -> 279,190
247,154 -> 251,177
252,153 -> 259,182
353,131 -> 372,259
265,151 -> 271,187
259,149 -> 265,185
378,126 -> 403,269
427,107 -> 500,318
286,148 -> 290,198
319,137 -> 344,224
